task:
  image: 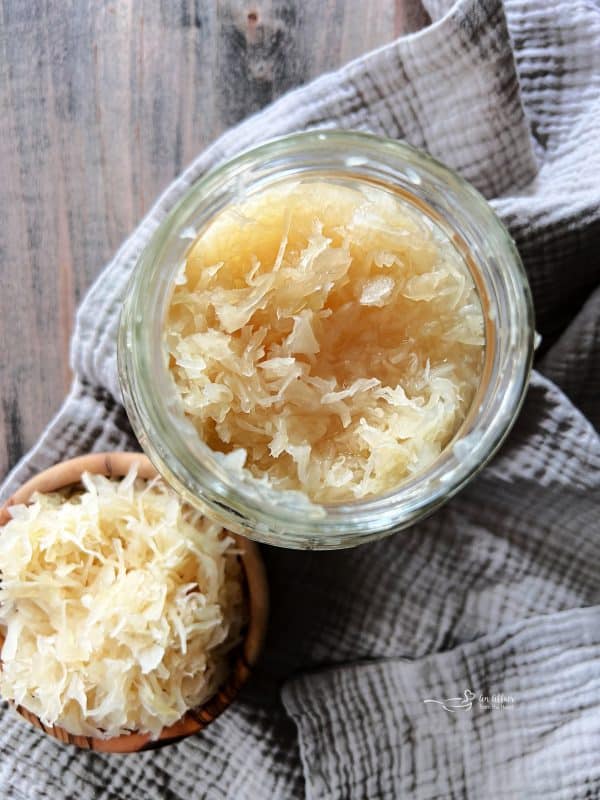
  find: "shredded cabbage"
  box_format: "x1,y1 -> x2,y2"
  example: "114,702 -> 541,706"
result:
0,469 -> 246,739
166,180 -> 484,502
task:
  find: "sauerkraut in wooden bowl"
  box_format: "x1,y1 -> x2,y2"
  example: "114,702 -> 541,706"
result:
0,452 -> 268,752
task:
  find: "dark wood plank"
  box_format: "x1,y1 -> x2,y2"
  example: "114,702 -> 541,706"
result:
0,0 -> 418,477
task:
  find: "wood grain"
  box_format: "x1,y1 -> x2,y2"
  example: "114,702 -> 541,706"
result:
0,0 -> 423,477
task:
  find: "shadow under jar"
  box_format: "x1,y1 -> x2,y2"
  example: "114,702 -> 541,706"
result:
118,130 -> 534,550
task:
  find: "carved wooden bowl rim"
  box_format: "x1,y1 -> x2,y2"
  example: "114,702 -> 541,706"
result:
0,452 -> 269,753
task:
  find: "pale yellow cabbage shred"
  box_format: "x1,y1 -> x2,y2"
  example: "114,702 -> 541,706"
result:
166,180 -> 485,502
0,470 -> 246,739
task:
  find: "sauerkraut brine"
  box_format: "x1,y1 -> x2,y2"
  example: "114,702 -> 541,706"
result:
165,179 -> 484,503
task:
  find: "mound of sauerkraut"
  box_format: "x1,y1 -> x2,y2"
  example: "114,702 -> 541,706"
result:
166,180 -> 485,502
0,469 -> 246,739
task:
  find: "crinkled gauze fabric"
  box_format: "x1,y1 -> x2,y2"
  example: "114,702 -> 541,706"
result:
1,1 -> 599,798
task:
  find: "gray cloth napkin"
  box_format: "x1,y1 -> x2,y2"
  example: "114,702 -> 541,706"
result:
1,0 -> 599,798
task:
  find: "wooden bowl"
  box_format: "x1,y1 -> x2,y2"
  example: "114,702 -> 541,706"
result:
0,452 -> 269,753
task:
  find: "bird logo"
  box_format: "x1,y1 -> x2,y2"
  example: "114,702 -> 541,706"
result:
423,689 -> 477,713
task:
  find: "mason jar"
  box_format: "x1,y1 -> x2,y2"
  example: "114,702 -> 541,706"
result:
118,130 -> 534,549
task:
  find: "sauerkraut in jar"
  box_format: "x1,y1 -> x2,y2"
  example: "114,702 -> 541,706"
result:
164,179 -> 484,503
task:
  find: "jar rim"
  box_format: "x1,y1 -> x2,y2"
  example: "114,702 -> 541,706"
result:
118,129 -> 534,549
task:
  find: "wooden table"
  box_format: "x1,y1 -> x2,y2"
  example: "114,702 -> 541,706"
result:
0,0 -> 427,477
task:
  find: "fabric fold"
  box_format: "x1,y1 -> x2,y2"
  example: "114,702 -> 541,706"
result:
538,285 -> 600,429
282,606 -> 600,800
0,0 -> 599,798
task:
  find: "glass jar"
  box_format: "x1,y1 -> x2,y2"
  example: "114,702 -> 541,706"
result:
118,130 -> 534,550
